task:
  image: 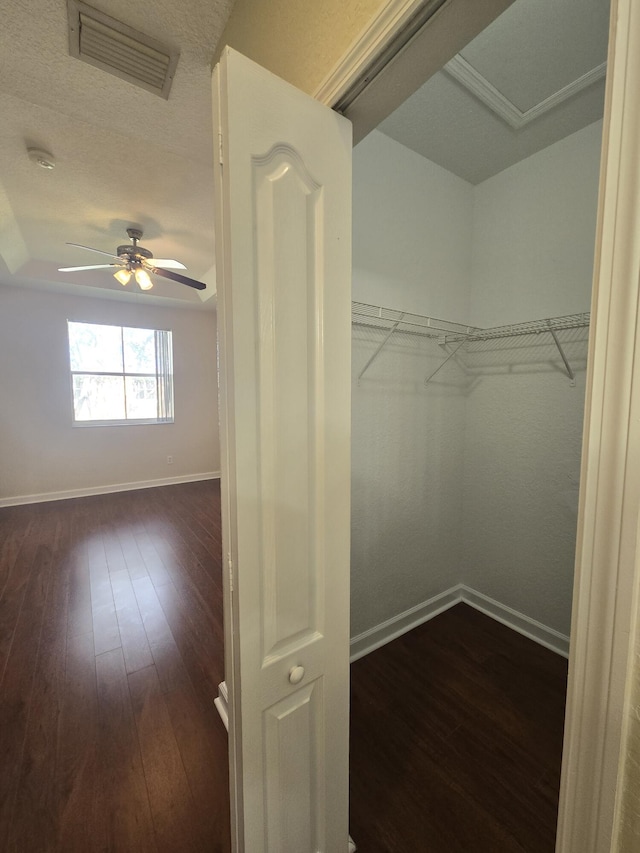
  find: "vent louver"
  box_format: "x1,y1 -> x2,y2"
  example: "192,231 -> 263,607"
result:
67,0 -> 179,99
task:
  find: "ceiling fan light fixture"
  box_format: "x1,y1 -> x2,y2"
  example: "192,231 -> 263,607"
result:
114,268 -> 131,286
135,268 -> 153,290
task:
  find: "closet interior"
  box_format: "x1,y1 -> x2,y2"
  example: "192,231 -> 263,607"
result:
350,276 -> 594,644
348,0 -> 608,846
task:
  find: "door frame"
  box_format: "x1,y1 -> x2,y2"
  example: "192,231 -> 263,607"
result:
312,0 -> 640,849
554,0 -> 640,847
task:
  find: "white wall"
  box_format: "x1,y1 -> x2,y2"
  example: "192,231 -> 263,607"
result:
351,130 -> 472,636
351,328 -> 466,637
461,121 -> 601,635
351,121 -> 602,640
469,121 -> 603,327
353,130 -> 474,321
0,284 -> 220,503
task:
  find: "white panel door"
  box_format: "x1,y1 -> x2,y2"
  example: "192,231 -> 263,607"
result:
212,48 -> 352,853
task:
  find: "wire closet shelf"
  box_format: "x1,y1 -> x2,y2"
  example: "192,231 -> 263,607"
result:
351,301 -> 590,341
351,301 -> 591,384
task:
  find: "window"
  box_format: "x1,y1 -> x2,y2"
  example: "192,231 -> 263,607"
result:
68,321 -> 174,425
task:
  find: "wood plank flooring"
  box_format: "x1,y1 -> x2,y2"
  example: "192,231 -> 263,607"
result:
0,481 -> 230,853
349,604 -> 568,852
1,480 -> 568,852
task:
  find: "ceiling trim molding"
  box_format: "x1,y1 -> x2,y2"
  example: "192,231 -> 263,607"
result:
313,0 -> 438,107
336,0 -> 516,145
446,55 -> 607,129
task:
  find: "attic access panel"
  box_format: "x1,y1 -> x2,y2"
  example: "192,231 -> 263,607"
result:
67,0 -> 179,99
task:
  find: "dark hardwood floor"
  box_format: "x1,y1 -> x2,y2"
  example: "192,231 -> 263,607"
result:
0,480 -> 230,853
1,480 -> 567,852
349,604 -> 568,852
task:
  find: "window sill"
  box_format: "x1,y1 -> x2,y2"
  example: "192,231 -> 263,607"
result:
72,418 -> 174,428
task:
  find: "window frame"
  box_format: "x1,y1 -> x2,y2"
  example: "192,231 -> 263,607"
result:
67,320 -> 175,427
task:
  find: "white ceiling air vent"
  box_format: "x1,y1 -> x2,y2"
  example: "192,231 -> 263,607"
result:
67,0 -> 179,99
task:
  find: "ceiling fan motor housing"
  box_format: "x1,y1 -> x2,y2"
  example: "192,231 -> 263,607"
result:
117,244 -> 152,260
118,229 -> 152,262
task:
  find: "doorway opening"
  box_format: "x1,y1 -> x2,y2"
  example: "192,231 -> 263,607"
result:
347,0 -> 608,848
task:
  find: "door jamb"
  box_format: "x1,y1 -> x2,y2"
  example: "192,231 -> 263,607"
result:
555,0 -> 640,848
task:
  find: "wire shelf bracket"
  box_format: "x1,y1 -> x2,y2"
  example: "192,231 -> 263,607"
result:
424,339 -> 467,386
546,320 -> 576,385
357,313 -> 404,383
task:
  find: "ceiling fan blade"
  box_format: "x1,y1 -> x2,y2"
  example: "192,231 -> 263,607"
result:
58,264 -> 120,272
149,258 -> 187,270
66,242 -> 122,261
148,265 -> 206,291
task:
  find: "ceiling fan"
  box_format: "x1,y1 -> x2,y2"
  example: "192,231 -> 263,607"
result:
58,227 -> 206,291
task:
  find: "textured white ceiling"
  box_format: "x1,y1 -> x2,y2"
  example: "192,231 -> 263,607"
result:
0,0 -> 612,303
378,0 -> 610,184
0,0 -> 234,306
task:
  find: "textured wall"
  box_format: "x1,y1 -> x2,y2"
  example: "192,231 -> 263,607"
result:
460,339 -> 588,635
461,123 -> 601,636
469,121 -> 603,327
352,131 -> 473,636
353,130 -> 474,320
351,327 -> 466,636
0,285 -> 220,501
216,0 -> 387,95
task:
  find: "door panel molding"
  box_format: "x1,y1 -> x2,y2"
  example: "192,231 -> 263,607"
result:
253,143 -> 324,663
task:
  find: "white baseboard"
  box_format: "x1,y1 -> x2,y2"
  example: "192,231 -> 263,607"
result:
459,585 -> 570,658
350,585 -> 462,662
350,583 -> 570,661
0,471 -> 221,508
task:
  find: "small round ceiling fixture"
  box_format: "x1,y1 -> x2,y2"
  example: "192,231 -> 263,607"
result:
27,148 -> 55,170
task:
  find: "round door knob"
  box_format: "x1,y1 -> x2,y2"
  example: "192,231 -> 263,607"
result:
288,665 -> 305,685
